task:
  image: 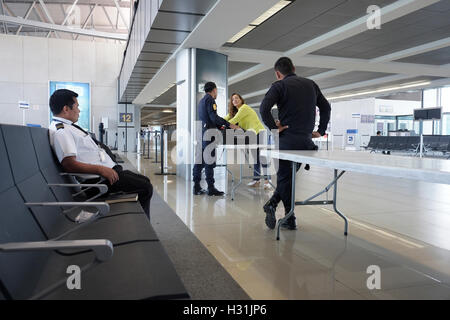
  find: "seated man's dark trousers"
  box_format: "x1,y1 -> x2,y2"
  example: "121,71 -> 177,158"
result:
109,165 -> 153,219
83,165 -> 153,219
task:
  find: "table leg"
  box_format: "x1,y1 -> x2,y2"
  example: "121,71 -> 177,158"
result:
333,169 -> 348,236
231,162 -> 243,201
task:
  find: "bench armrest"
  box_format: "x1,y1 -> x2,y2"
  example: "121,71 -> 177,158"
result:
49,183 -> 108,202
25,202 -> 110,216
60,172 -> 102,180
0,239 -> 113,262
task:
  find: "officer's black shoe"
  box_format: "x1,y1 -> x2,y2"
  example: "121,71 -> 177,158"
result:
280,216 -> 297,230
193,184 -> 206,195
263,199 -> 277,229
207,187 -> 225,196
305,164 -> 310,171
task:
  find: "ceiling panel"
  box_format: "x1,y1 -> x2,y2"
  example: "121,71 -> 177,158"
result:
139,52 -> 171,61
228,0 -> 343,50
228,0 -> 397,51
312,6 -> 450,60
159,0 -> 215,15
378,91 -> 422,101
127,80 -> 149,85
243,78 -> 436,105
148,86 -> 177,105
395,47 -> 450,66
422,0 -> 450,13
147,29 -> 190,44
133,67 -> 160,73
229,61 -> 259,77
328,76 -> 443,96
132,70 -> 156,76
229,66 -> 332,95
152,12 -> 203,32
119,0 -> 219,103
142,42 -> 179,53
4,0 -> 131,7
317,71 -> 394,90
130,75 -> 153,80
135,60 -> 165,68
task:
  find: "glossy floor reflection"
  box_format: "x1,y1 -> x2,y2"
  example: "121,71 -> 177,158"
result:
123,150 -> 450,300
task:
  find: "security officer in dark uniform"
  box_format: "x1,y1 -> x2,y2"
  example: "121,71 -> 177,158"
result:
193,82 -> 238,196
260,57 -> 331,230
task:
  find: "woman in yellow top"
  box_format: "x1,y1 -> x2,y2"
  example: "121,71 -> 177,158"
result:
224,93 -> 271,189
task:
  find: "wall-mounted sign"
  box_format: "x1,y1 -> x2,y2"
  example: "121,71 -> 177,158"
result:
379,105 -> 393,113
360,114 -> 375,123
19,101 -> 30,109
120,113 -> 133,123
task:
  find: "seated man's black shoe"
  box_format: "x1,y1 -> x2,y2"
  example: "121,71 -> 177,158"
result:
263,199 -> 277,229
193,184 -> 206,195
280,216 -> 297,230
207,186 -> 225,196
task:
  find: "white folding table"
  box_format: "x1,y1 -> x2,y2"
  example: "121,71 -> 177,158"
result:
261,149 -> 450,240
217,144 -> 274,200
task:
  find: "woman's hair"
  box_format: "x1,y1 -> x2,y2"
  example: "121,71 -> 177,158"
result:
228,93 -> 245,118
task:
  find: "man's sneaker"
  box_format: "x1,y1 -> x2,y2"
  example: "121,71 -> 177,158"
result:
207,187 -> 225,196
280,216 -> 297,230
263,199 -> 277,229
263,180 -> 273,190
193,184 -> 206,195
247,180 -> 260,187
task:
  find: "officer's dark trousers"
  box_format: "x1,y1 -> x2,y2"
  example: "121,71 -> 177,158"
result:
270,134 -> 317,215
109,165 -> 153,219
193,140 -> 216,187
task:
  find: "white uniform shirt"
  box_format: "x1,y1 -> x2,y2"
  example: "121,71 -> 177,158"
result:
49,116 -> 116,168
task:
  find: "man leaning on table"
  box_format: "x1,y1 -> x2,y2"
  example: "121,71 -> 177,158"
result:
260,57 -> 331,230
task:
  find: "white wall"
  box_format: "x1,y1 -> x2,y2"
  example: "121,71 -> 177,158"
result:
374,98 -> 421,116
331,98 -> 376,135
331,98 -> 376,149
331,98 -> 422,134
0,34 -> 124,146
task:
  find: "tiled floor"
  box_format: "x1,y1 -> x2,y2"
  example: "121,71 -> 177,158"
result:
122,150 -> 450,300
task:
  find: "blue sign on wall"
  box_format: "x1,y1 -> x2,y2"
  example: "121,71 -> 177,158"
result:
49,81 -> 91,131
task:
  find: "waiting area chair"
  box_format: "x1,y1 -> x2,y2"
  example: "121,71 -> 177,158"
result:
0,124 -> 189,300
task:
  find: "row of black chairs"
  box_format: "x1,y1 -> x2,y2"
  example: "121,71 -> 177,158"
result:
366,135 -> 450,156
0,124 -> 189,300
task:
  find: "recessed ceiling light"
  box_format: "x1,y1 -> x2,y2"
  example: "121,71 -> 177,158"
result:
226,0 -> 293,43
251,0 -> 292,26
227,25 -> 256,44
327,81 -> 431,101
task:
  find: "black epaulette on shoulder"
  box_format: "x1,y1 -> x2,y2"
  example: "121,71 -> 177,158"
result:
56,123 -> 64,130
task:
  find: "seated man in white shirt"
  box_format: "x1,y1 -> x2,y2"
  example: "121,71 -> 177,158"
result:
48,89 -> 153,219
